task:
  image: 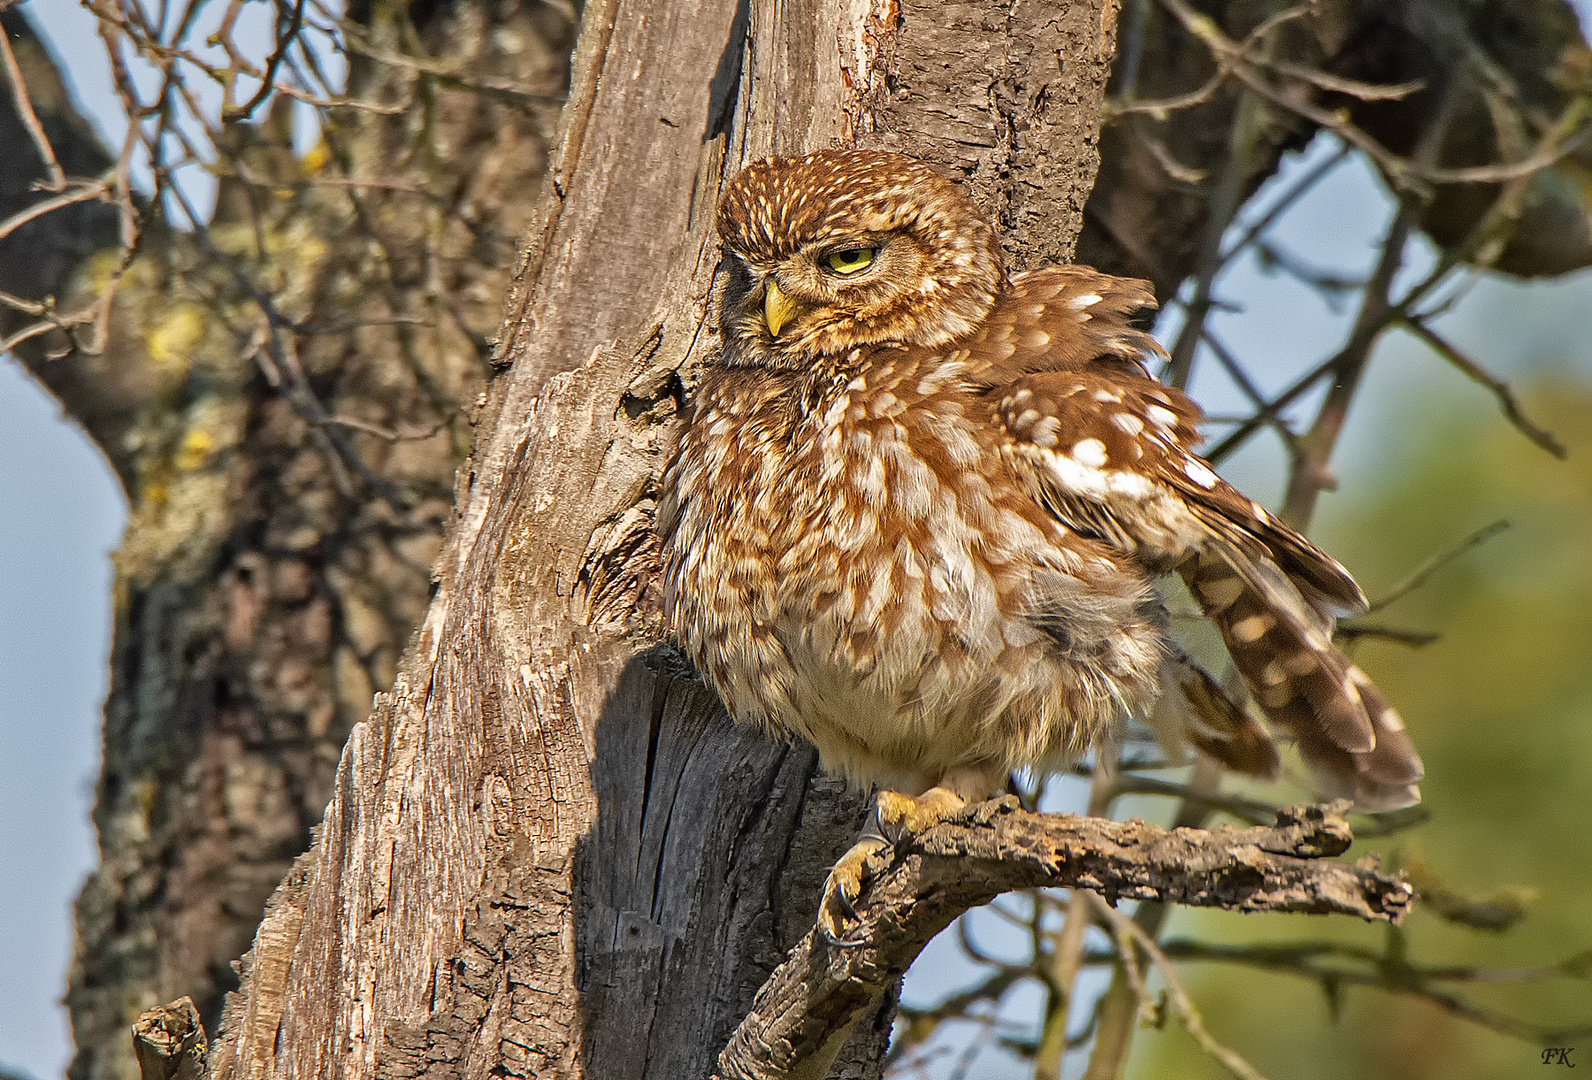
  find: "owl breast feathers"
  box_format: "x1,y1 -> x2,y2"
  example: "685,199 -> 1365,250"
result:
656,148 -> 1422,811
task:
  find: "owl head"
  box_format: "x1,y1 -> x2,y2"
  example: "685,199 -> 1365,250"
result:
714,149 -> 1006,369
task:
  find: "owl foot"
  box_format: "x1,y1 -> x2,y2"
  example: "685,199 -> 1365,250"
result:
817,834 -> 890,944
875,787 -> 966,840
817,787 -> 968,944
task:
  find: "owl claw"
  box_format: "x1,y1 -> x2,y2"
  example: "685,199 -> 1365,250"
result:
818,835 -> 889,943
816,787 -> 970,942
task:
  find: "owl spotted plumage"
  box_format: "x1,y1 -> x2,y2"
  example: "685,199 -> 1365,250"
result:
657,149 -> 1422,937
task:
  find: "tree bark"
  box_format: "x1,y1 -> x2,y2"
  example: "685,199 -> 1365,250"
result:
198,1 -> 1125,1077
0,7 -> 573,1078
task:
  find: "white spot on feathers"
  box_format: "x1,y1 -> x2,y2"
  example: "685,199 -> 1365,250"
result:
1071,438 -> 1109,468
1183,460 -> 1218,488
1112,413 -> 1144,435
1029,416 -> 1061,448
1195,575 -> 1244,611
1039,446 -> 1154,499
1146,405 -> 1179,430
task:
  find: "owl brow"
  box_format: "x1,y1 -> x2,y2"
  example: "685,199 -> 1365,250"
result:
804,232 -> 892,258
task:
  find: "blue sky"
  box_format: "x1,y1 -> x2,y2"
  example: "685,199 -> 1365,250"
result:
3,4 -> 1592,1079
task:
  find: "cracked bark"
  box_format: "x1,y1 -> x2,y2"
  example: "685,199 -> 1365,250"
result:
1,6 -> 574,1078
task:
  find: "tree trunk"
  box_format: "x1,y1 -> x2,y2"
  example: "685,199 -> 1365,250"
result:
196,1 -> 1123,1076
0,6 -> 573,1078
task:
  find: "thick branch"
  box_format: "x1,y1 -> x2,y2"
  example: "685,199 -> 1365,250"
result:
714,800 -> 1410,1080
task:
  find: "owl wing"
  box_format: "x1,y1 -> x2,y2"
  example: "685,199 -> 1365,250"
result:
970,266 -> 1422,810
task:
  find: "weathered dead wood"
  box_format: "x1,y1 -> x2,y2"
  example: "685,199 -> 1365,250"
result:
715,800 -> 1412,1079
131,998 -> 207,1080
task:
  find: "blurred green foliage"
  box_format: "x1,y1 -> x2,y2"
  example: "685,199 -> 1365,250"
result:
1129,378 -> 1592,1079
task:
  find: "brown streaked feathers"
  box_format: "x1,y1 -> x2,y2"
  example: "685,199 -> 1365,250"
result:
658,148 -> 1422,815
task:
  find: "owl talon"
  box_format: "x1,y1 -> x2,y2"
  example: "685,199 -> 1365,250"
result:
815,787 -> 972,941
818,836 -> 889,943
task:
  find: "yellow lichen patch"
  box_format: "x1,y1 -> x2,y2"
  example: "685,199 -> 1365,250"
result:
116,396 -> 249,589
175,427 -> 215,471
279,217 -> 328,268
144,304 -> 207,369
80,248 -> 126,297
301,139 -> 332,175
137,473 -> 170,513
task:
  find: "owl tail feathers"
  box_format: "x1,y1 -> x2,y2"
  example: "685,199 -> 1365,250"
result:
1151,648 -> 1280,778
1294,670 -> 1424,811
1180,550 -> 1425,812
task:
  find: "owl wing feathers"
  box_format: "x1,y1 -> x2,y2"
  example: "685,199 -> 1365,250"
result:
1158,644 -> 1281,779
971,267 -> 1422,809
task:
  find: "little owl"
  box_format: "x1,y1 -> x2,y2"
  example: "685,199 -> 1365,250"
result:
657,149 -> 1422,939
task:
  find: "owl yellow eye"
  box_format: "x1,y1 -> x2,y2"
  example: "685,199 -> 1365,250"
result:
825,247 -> 875,275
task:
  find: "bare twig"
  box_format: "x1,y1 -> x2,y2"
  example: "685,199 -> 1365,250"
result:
1279,163 -> 1422,526
224,0 -> 307,122
1218,141 -> 1351,267
1204,353 -> 1341,464
1364,519 -> 1512,614
0,178 -> 114,244
0,26 -> 66,191
1158,0 -> 1592,192
338,31 -> 568,106
1157,936 -> 1592,1044
1034,759 -> 1117,1080
1091,893 -> 1271,1080
1164,80 -> 1270,389
1399,319 -> 1567,458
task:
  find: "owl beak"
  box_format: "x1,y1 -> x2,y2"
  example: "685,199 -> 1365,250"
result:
763,278 -> 795,338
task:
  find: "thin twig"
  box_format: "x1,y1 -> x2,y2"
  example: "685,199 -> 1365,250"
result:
1204,353 -> 1341,464
1158,937 -> 1592,1044
1363,519 -> 1512,614
224,0 -> 307,121
1218,141 -> 1351,267
1092,895 -> 1272,1080
1033,759 -> 1117,1080
1399,319 -> 1567,458
1199,328 -> 1301,452
1159,0 -> 1592,192
0,178 -> 114,244
0,26 -> 67,191
338,32 -> 568,106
